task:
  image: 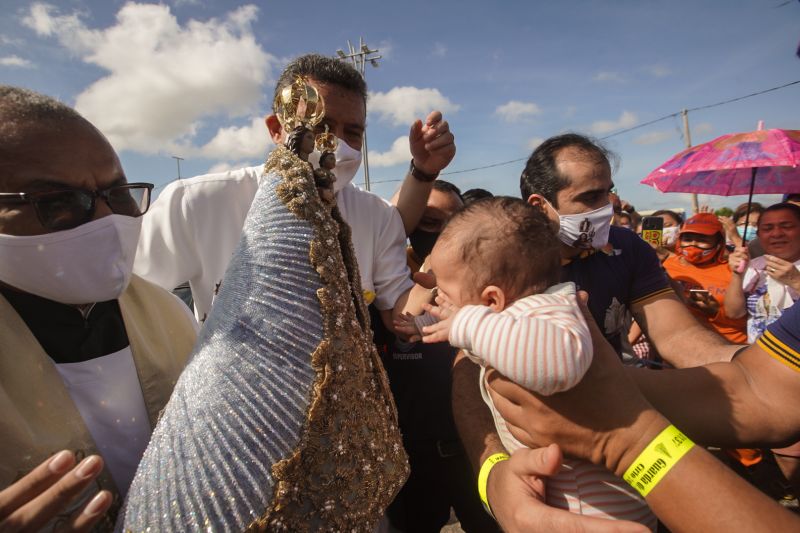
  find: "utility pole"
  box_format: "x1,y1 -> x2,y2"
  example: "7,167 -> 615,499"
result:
681,109 -> 699,214
335,38 -> 381,191
172,155 -> 184,180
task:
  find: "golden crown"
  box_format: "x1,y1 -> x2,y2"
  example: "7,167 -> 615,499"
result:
273,76 -> 325,131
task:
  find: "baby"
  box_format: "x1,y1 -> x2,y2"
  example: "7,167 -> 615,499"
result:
398,196 -> 655,528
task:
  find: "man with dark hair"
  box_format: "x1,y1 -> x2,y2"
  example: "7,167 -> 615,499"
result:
401,179 -> 463,272
519,133 -> 616,206
134,53 -> 456,327
452,132 -> 742,532
461,187 -> 493,205
273,53 -> 367,107
515,133 -> 731,360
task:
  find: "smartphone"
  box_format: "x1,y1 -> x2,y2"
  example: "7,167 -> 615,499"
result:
689,289 -> 710,299
641,216 -> 664,247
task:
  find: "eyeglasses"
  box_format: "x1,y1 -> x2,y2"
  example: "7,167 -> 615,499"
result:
0,182 -> 154,231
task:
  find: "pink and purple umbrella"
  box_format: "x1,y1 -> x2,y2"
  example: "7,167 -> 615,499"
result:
641,129 -> 800,196
641,128 -> 800,244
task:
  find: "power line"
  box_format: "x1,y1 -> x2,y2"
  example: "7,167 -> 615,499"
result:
404,79 -> 800,180
441,156 -> 529,176
154,79 -> 800,192
686,79 -> 800,113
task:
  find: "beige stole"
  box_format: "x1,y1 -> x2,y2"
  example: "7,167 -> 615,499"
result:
0,275 -> 196,526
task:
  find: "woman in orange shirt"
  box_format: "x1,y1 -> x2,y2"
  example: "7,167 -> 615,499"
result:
663,213 -> 758,469
663,213 -> 747,344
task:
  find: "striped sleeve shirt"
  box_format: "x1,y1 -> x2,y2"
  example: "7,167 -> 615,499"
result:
449,282 -> 592,396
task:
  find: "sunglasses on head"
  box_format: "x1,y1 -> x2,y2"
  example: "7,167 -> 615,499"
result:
0,182 -> 154,232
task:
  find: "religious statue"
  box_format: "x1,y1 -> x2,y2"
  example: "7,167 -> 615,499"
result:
120,76 -> 407,532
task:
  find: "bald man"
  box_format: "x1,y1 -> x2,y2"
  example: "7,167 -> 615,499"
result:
0,86 -> 196,531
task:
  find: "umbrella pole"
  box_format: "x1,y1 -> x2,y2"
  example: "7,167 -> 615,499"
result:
741,167 -> 757,246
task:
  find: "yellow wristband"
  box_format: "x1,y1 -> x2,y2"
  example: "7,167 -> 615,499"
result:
623,424 -> 695,497
478,452 -> 510,517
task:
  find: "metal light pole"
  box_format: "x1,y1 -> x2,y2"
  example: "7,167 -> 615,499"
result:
680,109 -> 699,214
172,155 -> 184,180
335,38 -> 381,191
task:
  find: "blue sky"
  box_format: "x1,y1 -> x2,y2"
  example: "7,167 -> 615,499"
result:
2,0 -> 799,213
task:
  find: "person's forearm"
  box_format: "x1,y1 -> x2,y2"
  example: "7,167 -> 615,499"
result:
452,352 -> 506,472
658,323 -> 738,368
391,284 -> 431,322
391,174 -> 434,236
724,273 -> 747,319
635,295 -> 737,368
641,308 -> 738,368
627,361 -> 795,448
727,232 -> 743,249
611,414 -> 800,532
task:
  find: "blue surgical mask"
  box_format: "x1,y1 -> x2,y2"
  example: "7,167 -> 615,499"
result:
737,225 -> 757,241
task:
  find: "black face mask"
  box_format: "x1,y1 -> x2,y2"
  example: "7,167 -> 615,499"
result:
409,229 -> 440,260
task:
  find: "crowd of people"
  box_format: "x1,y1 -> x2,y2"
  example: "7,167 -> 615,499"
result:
1,53 -> 800,532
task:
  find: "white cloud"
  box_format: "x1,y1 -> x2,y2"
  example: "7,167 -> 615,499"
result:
634,130 -> 673,145
23,4 -> 65,36
0,55 -> 33,68
368,136 -> 409,167
694,122 -> 713,135
644,64 -> 672,78
494,100 -> 541,122
527,137 -> 545,150
198,117 -> 272,160
369,86 -> 459,127
593,71 -> 626,83
432,42 -> 447,58
22,3 -> 276,159
0,35 -> 24,46
589,111 -> 637,134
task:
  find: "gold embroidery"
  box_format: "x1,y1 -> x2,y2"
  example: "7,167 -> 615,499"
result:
249,145 -> 408,531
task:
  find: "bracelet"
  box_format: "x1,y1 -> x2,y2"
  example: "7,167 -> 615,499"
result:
477,452 -> 510,517
409,159 -> 439,182
623,424 -> 695,497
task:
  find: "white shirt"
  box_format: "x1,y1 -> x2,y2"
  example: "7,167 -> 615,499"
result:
54,347 -> 151,496
742,255 -> 800,342
133,166 -> 413,322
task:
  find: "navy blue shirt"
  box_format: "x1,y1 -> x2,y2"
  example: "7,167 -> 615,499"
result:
561,226 -> 672,353
757,299 -> 800,372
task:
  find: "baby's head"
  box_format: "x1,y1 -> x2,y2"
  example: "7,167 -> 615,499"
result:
430,196 -> 560,311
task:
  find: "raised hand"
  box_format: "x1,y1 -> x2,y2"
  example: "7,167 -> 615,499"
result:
728,246 -> 750,274
764,254 -> 800,291
408,111 -> 456,176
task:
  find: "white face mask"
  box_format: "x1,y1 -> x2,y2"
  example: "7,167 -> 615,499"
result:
308,138 -> 363,193
546,200 -> 613,250
0,214 -> 142,305
662,226 -> 680,246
